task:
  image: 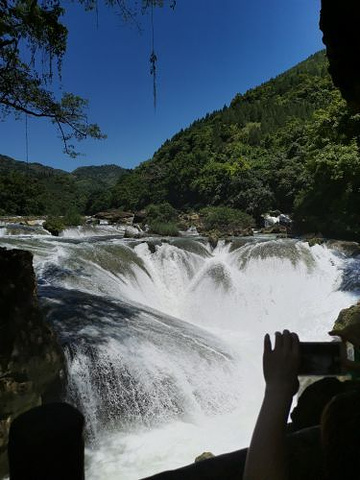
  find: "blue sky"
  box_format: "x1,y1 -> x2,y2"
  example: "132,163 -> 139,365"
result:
1,0 -> 324,172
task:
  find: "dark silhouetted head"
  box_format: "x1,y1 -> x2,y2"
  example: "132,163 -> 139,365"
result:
8,402 -> 85,480
321,389 -> 360,480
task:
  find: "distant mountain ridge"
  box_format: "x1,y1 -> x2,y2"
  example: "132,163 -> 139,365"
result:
0,154 -> 67,177
0,155 -> 126,185
72,165 -> 127,186
0,154 -> 127,216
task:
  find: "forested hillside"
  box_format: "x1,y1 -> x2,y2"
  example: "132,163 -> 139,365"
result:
1,51 -> 360,239
112,51 -> 360,239
0,155 -> 127,216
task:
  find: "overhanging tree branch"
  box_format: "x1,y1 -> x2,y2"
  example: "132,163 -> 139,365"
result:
1,0 -> 175,156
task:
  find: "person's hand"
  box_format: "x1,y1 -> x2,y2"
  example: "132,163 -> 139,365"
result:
263,330 -> 300,397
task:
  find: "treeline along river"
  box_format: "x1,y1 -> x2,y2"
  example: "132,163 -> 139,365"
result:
1,229 -> 360,479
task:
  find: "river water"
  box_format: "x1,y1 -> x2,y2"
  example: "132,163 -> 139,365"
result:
1,227 -> 359,479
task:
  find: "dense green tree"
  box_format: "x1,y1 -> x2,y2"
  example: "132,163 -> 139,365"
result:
0,154 -> 123,215
294,140 -> 360,239
111,170 -> 154,210
200,206 -> 254,232
0,171 -> 46,214
144,202 -> 179,235
145,202 -> 177,223
85,190 -> 113,214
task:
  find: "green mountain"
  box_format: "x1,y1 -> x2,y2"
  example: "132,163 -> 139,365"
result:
112,50 -> 360,239
0,155 -> 127,216
0,154 -> 66,177
72,165 -> 126,187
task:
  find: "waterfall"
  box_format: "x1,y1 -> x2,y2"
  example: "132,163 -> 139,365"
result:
1,234 -> 359,479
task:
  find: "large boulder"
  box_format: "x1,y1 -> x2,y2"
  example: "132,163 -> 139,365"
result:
329,301 -> 360,346
0,248 -> 64,476
124,225 -> 143,238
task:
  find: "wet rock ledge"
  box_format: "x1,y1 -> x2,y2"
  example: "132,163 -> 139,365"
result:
0,248 -> 64,477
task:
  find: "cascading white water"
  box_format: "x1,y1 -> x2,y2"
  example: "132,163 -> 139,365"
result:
1,233 -> 359,479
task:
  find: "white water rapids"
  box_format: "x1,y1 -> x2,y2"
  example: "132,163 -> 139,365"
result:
1,231 -> 359,479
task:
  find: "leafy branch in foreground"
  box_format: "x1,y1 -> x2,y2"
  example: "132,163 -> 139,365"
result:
0,0 -> 174,156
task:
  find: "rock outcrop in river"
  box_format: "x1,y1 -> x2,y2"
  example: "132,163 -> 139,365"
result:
329,301 -> 360,347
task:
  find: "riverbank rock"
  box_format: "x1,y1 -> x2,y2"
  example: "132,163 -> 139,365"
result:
178,213 -> 203,232
326,240 -> 360,257
205,226 -> 254,244
0,248 -> 64,477
133,210 -> 147,224
94,209 -> 134,225
307,237 -> 325,247
124,225 -> 143,238
260,224 -> 288,235
207,232 -> 219,250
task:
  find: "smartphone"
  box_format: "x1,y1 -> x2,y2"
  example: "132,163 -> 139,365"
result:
298,341 -> 345,376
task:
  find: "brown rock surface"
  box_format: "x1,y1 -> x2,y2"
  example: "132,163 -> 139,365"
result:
329,301 -> 360,346
94,209 -> 134,224
0,248 -> 64,476
326,240 -> 360,257
195,452 -> 215,463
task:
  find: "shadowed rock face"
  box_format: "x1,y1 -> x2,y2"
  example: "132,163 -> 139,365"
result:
0,248 -> 64,477
320,0 -> 360,112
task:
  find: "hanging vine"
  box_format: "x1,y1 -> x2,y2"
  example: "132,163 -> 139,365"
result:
149,2 -> 157,109
147,0 -> 176,110
25,113 -> 29,174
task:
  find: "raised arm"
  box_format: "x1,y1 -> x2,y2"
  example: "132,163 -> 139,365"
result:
243,330 -> 300,480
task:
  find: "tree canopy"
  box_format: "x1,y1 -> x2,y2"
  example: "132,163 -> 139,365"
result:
0,0 -> 174,156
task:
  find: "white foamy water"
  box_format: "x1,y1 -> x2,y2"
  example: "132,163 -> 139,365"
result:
1,234 -> 359,479
60,225 -> 127,238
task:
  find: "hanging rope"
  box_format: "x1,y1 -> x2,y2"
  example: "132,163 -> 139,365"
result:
95,0 -> 99,29
149,2 -> 157,110
25,113 -> 30,175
